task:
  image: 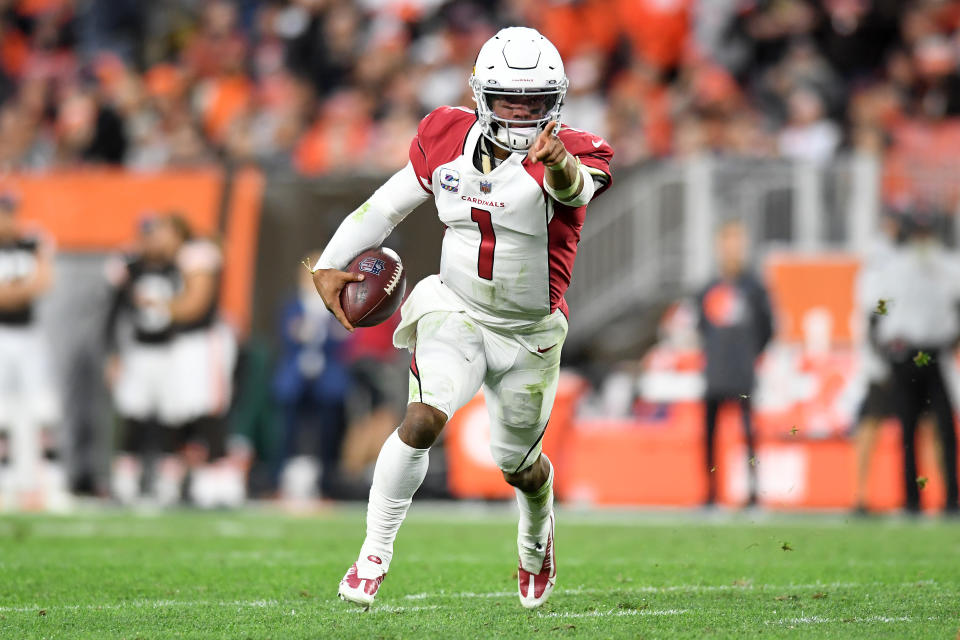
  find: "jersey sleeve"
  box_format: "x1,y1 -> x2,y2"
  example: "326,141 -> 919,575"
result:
557,126 -> 614,199
103,254 -> 130,288
178,240 -> 222,274
314,162 -> 430,271
408,106 -> 478,195
408,125 -> 433,195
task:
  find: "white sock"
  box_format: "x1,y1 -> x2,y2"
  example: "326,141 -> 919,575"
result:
112,456 -> 142,505
217,462 -> 247,508
358,429 -> 429,573
516,455 -> 554,573
155,457 -> 186,507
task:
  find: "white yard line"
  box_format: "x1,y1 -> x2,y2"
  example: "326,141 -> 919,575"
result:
403,580 -> 935,600
0,599 -> 281,613
538,608 -> 689,619
0,600 -> 441,615
767,615 -> 916,625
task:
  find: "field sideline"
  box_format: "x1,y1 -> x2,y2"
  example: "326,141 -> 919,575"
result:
1,506 -> 958,639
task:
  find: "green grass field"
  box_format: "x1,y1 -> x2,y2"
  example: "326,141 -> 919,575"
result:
1,507 -> 958,639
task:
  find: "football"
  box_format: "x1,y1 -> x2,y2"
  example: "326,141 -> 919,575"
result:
340,247 -> 406,327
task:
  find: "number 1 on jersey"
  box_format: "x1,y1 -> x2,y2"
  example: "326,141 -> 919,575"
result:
470,207 -> 496,280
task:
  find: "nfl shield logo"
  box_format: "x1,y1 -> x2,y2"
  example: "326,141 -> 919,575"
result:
358,257 -> 386,275
479,180 -> 492,194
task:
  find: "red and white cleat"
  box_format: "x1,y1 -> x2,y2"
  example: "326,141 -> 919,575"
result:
338,555 -> 387,608
517,514 -> 556,609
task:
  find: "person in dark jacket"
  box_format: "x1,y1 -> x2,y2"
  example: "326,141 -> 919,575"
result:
697,221 -> 774,507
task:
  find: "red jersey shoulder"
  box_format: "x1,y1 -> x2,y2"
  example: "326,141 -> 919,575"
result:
419,107 -> 476,140
409,107 -> 477,191
557,125 -> 613,172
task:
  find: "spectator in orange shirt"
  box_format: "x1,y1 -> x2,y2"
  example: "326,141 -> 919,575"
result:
294,90 -> 373,175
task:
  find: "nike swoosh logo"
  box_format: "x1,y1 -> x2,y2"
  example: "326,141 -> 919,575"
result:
591,138 -> 603,148
536,344 -> 557,354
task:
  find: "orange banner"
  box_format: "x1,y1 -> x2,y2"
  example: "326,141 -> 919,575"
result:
6,169 -> 222,249
2,168 -> 264,335
766,252 -> 860,344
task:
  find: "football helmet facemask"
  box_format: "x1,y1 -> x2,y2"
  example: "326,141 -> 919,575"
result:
469,27 -> 568,153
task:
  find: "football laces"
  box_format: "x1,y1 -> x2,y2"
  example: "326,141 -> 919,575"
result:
384,263 -> 403,295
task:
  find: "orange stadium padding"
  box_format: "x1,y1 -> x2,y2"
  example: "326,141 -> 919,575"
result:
447,394 -> 955,511
557,405 -> 954,511
7,170 -> 222,249
445,254 -> 960,511
3,168 -> 264,335
219,168 -> 265,337
765,253 -> 860,344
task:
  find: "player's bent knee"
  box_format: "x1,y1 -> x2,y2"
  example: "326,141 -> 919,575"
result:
502,457 -> 548,493
398,402 -> 448,449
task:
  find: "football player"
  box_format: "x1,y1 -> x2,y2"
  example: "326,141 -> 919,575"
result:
312,27 -> 613,608
105,216 -> 200,505
128,214 -> 239,507
162,215 -> 239,507
0,192 -> 61,500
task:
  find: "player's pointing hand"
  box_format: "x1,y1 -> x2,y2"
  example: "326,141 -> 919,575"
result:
527,121 -> 566,166
312,267 -> 364,332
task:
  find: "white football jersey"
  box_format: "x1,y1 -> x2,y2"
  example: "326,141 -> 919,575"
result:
409,107 -> 613,328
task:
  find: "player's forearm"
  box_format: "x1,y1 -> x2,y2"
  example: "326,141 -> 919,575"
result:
32,256 -> 54,295
315,162 -> 428,271
168,271 -> 216,324
169,297 -> 206,323
0,282 -> 40,309
543,155 -> 595,207
103,288 -> 125,352
314,202 -> 397,271
544,152 -> 579,193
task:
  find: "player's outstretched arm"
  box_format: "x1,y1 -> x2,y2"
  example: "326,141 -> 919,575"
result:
528,122 -> 577,192
527,121 -> 601,207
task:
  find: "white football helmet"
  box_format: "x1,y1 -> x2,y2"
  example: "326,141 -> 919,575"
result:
469,27 -> 568,153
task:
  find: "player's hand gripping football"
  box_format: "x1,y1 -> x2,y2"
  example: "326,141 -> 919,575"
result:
526,121 -> 567,167
311,267 -> 364,332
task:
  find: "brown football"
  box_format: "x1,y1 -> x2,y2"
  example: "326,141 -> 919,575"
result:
340,247 -> 406,327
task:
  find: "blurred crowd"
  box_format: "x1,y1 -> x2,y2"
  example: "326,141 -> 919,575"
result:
2,0 -> 960,180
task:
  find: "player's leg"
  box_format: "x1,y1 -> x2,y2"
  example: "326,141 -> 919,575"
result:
111,345 -> 161,505
703,396 -> 720,506
154,423 -> 188,507
740,396 -> 758,507
7,327 -> 60,505
852,415 -> 880,513
891,360 -> 922,513
111,417 -> 152,505
339,311 -> 485,607
184,414 -> 235,508
163,325 -> 238,508
927,359 -> 959,512
483,329 -> 562,609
